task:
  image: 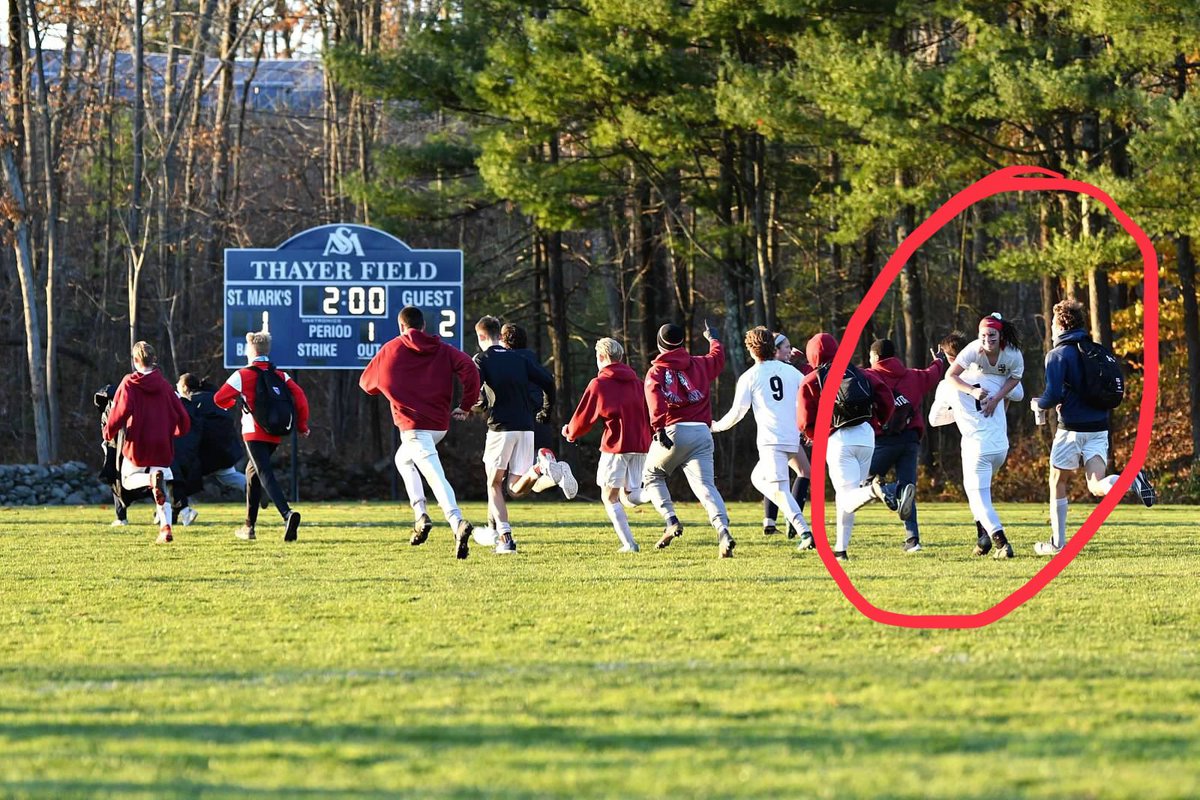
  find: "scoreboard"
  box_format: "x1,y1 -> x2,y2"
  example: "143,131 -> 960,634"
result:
223,224 -> 463,369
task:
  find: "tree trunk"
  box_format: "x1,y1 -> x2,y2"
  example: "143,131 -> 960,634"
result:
128,0 -> 146,349
0,141 -> 51,465
896,170 -> 925,366
1178,235 -> 1200,464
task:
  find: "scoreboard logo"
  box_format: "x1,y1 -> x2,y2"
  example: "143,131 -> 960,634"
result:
224,224 -> 464,370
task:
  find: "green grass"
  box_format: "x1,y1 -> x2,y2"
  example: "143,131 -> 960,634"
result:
1,499 -> 1198,799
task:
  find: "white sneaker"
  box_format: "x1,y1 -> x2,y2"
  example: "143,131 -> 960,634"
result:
1034,540 -> 1062,556
532,470 -> 558,493
495,532 -> 518,554
178,507 -> 199,527
617,543 -> 640,553
110,518 -> 128,527
556,462 -> 579,500
472,526 -> 498,547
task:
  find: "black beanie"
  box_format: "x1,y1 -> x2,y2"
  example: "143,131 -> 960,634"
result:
657,323 -> 686,351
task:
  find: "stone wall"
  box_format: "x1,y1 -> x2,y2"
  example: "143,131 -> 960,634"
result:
0,462 -> 110,506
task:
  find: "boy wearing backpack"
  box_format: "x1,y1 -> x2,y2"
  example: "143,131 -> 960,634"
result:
643,321 -> 734,558
1031,300 -> 1155,556
797,333 -> 895,561
214,331 -> 310,542
866,338 -> 947,553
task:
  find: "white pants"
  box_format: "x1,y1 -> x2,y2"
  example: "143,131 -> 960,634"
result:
751,446 -> 809,534
963,448 -> 1007,535
826,427 -> 876,552
396,429 -> 463,526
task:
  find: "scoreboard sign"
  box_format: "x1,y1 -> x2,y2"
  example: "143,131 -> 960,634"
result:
223,224 -> 463,369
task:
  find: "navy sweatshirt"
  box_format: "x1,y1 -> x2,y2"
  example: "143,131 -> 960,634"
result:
473,345 -> 555,432
1035,327 -> 1109,433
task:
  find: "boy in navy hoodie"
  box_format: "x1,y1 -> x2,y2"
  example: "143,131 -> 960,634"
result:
1031,300 -> 1155,556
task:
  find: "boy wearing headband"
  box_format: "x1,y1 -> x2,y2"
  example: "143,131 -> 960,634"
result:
643,320 -> 734,557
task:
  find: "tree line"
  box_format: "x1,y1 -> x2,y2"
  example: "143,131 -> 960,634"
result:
3,1 -> 1199,499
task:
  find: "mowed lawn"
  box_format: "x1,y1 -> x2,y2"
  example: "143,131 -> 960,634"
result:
1,499 -> 1198,799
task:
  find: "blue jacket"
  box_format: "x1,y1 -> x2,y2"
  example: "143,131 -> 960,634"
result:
473,345 -> 555,432
1036,328 -> 1109,432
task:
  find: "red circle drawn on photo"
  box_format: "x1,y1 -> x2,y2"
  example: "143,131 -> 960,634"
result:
807,165 -> 1160,629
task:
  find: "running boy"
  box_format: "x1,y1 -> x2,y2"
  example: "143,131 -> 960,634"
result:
562,337 -> 651,552
214,331 -> 310,542
712,326 -> 812,548
360,305 -> 481,559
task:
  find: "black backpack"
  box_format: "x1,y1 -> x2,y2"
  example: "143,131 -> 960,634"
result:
816,364 -> 875,430
880,391 -> 915,437
1071,339 -> 1125,410
249,364 -> 295,436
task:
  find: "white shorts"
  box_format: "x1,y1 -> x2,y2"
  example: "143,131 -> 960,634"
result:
120,459 -> 173,491
1050,429 -> 1109,470
596,452 -> 646,490
756,445 -> 794,483
962,449 -> 1007,491
482,430 -> 535,475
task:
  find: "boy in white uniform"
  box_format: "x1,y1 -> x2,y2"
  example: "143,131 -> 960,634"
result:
712,327 -> 812,546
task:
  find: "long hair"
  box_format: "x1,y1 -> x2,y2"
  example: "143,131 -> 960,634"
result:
981,313 -> 1021,351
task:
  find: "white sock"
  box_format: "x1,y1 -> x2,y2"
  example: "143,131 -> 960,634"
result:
619,488 -> 646,508
1097,474 -> 1120,496
447,509 -> 463,528
1052,498 -> 1068,548
159,501 -> 172,528
762,517 -> 773,528
790,512 -> 811,535
413,499 -> 428,518
836,509 -> 854,552
846,484 -> 878,512
497,520 -> 512,535
605,502 -> 637,548
975,487 -> 1002,534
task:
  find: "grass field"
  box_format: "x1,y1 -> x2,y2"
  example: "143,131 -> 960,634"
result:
1,498 -> 1198,799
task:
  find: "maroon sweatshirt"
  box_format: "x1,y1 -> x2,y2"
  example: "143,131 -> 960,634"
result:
797,333 -> 893,441
644,339 -> 725,430
103,368 -> 191,467
565,362 -> 651,454
359,329 -> 481,432
869,355 -> 947,439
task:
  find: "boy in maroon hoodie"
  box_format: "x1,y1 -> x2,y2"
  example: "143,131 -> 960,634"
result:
214,331 -> 310,542
643,321 -> 734,558
562,337 -> 651,552
867,338 -> 948,553
796,333 -> 896,561
360,305 -> 481,559
102,341 -> 191,544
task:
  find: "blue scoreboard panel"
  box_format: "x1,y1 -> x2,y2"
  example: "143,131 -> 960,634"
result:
224,224 -> 463,369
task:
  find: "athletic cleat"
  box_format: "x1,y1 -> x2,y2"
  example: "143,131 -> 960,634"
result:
618,543 -> 640,553
234,524 -> 256,541
896,484 -> 916,521
454,519 -> 472,560
786,525 -> 799,540
834,550 -> 850,562
903,537 -> 922,553
796,532 -> 816,551
178,507 -> 199,527
991,530 -> 1014,559
718,529 -> 736,558
762,523 -> 778,536
1034,540 -> 1062,557
495,532 -> 517,554
284,510 -> 301,542
411,513 -> 433,546
656,518 -> 684,549
156,525 -> 173,544
973,531 -> 992,556
111,518 -> 128,527
1132,469 -> 1156,508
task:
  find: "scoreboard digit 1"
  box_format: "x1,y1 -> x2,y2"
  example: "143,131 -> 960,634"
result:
223,224 -> 464,369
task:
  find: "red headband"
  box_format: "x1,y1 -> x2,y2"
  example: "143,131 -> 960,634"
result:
981,316 -> 1004,331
